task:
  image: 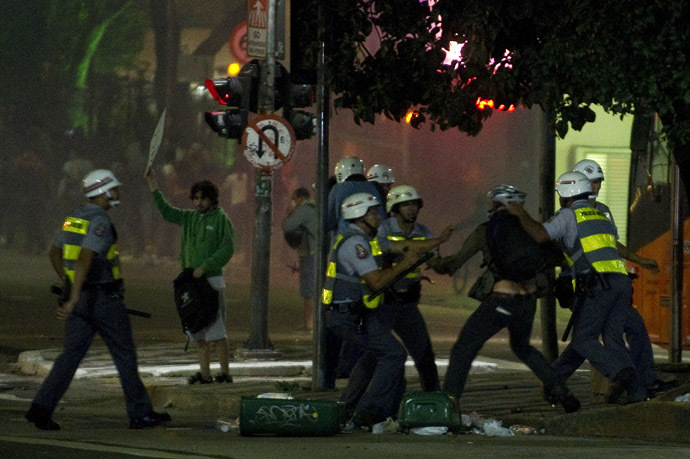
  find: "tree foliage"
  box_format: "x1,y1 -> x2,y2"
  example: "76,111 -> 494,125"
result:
302,0 -> 690,150
0,0 -> 148,140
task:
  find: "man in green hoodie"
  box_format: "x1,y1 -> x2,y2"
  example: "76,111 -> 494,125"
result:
145,167 -> 235,384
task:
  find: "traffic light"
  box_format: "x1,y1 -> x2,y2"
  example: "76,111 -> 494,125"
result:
203,61 -> 259,141
204,110 -> 248,140
203,59 -> 317,141
282,83 -> 316,140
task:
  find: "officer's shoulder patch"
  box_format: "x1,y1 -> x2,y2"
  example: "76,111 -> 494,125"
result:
94,223 -> 106,237
355,243 -> 369,259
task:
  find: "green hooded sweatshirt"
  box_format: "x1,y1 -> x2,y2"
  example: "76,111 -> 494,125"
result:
152,190 -> 234,277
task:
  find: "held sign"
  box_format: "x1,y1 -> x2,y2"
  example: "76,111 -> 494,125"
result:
242,114 -> 296,172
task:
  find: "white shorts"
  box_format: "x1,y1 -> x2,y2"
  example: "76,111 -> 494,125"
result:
186,276 -> 227,342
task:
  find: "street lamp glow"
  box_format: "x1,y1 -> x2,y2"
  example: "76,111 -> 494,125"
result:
228,62 -> 241,76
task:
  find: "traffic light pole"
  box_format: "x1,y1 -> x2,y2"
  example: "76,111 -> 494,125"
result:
311,4 -> 330,391
237,0 -> 281,359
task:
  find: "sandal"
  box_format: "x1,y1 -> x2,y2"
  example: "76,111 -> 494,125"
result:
215,373 -> 233,383
187,372 -> 213,385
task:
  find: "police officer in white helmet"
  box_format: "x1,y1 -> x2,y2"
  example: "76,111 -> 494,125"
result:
508,171 -> 647,404
377,184 -> 454,392
26,169 -> 171,430
327,156 -> 384,237
563,160 -> 675,398
366,164 -> 395,202
322,192 -> 450,429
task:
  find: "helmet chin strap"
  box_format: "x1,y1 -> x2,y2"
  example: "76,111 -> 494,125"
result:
361,218 -> 377,236
106,190 -> 120,207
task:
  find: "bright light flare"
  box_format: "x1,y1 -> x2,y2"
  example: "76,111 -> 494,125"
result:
227,62 -> 241,76
442,41 -> 465,69
476,98 -> 516,112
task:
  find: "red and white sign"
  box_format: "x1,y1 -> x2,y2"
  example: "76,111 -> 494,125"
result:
247,0 -> 268,58
242,114 -> 296,172
246,0 -> 285,59
228,21 -> 249,65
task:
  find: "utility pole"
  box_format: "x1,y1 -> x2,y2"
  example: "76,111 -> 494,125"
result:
311,0 -> 330,390
669,161 -> 684,363
236,0 -> 282,360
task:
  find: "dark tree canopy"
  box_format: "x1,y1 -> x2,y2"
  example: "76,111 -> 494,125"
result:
302,0 -> 690,149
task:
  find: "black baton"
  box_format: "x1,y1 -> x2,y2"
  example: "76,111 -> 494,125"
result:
126,308 -> 152,319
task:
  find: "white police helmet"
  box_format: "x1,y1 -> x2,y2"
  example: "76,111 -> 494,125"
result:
341,192 -> 379,220
555,171 -> 592,198
366,164 -> 395,184
386,185 -> 422,214
83,169 -> 122,198
334,156 -> 365,183
573,159 -> 604,181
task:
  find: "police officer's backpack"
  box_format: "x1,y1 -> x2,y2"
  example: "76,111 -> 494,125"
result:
486,210 -> 551,282
173,269 -> 219,335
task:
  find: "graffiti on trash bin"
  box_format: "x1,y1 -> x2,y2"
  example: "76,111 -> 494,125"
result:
253,404 -> 319,427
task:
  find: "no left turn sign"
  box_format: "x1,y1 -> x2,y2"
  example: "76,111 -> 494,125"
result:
242,114 -> 296,172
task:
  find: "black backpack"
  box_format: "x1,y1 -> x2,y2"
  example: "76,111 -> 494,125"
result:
173,269 -> 219,334
486,210 -> 550,282
283,228 -> 305,249
283,202 -> 314,249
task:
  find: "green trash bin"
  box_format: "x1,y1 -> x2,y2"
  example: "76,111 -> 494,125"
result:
398,391 -> 462,432
239,396 -> 346,436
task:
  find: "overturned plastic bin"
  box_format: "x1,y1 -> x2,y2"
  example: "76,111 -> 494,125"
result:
239,396 -> 346,436
398,391 -> 462,433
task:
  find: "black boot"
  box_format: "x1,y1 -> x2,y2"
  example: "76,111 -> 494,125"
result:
646,378 -> 679,398
129,410 -> 172,429
25,403 -> 60,430
545,384 -> 581,413
612,367 -> 646,404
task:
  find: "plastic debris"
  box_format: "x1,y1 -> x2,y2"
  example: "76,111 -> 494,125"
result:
256,392 -> 294,399
372,417 -> 400,434
216,419 -> 233,432
410,426 -> 449,435
480,420 -> 514,437
510,424 -> 537,435
674,393 -> 690,402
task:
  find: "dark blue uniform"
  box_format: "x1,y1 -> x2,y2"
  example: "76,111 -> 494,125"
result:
377,217 -> 439,391
323,225 -> 407,425
31,204 -> 154,422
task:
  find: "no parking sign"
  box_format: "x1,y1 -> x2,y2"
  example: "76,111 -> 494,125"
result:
241,114 -> 296,172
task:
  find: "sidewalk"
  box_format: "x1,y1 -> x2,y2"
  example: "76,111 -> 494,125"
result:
16,342 -> 530,380
13,341 -> 690,443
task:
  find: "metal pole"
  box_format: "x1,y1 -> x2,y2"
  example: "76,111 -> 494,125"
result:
312,0 -> 330,391
539,109 -> 558,362
241,0 -> 280,357
669,161 -> 683,363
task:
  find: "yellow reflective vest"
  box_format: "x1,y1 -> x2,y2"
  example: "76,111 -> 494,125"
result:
322,230 -> 383,309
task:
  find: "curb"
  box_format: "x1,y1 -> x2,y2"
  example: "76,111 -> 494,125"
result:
17,349 -> 526,380
542,401 -> 690,444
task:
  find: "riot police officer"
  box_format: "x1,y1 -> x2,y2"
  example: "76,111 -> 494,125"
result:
25,169 -> 171,430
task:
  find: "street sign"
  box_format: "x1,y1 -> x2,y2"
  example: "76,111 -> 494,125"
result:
247,0 -> 285,59
242,114 -> 296,172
